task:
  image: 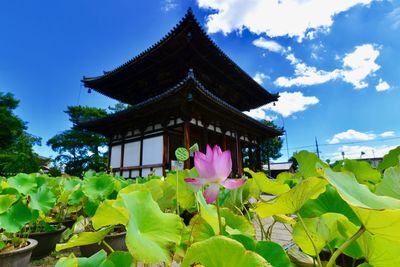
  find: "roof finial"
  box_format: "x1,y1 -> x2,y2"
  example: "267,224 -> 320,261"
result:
187,68 -> 195,78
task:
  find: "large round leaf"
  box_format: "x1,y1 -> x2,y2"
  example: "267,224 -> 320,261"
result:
91,199 -> 128,230
120,190 -> 183,264
220,208 -> 255,237
342,159 -> 381,186
244,168 -> 290,195
30,187 -> 57,214
377,146 -> 400,172
323,167 -> 400,241
56,226 -> 112,251
375,165 -> 400,199
7,173 -> 37,195
255,241 -> 292,267
255,177 -> 328,218
299,185 -> 360,225
182,236 -> 271,267
0,194 -> 17,214
82,173 -> 114,200
0,200 -> 32,233
294,151 -> 327,178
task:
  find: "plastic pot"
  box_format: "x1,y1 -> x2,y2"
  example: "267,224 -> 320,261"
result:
0,239 -> 38,267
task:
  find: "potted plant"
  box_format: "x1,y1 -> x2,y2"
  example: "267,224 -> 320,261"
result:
0,185 -> 38,267
5,173 -> 66,259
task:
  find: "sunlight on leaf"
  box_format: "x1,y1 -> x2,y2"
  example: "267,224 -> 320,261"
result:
244,168 -> 290,195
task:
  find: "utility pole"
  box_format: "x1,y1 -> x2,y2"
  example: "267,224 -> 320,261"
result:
315,137 -> 320,158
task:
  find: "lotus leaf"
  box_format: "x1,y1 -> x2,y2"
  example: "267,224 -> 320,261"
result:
375,165 -> 400,199
0,200 -> 32,233
323,167 -> 400,241
82,173 -> 114,200
244,168 -> 290,195
377,146 -> 400,172
30,186 -> 57,214
7,173 -> 37,194
56,226 -> 112,251
255,177 -> 328,218
0,194 -> 17,214
182,235 -> 271,267
91,199 -> 128,230
120,190 -> 183,264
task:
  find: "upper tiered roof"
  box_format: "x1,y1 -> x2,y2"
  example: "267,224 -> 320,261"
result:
82,8 -> 278,111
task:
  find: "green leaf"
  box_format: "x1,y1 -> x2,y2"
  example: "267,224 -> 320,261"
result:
255,177 -> 328,218
118,179 -> 163,201
377,146 -> 400,172
255,241 -> 292,267
0,200 -> 32,233
55,253 -> 78,267
323,167 -> 400,241
299,185 -> 360,225
7,173 -> 37,195
293,213 -> 358,256
182,236 -> 271,267
78,250 -> 108,267
188,214 -> 215,243
68,189 -> 85,205
220,208 -> 255,237
84,199 -> 99,217
82,173 -> 114,200
56,227 -> 112,251
175,147 -> 189,161
120,190 -> 183,264
92,199 -> 128,230
189,143 -> 199,153
30,187 -> 57,214
294,151 -> 326,178
375,165 -> 400,199
0,194 -> 17,214
196,191 -> 220,235
244,168 -> 290,195
107,251 -> 133,267
165,170 -> 196,210
343,159 -> 381,185
358,232 -> 400,267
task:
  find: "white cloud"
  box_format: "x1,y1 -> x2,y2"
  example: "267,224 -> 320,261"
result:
341,44 -> 380,89
197,0 -> 374,40
376,78 -> 390,92
245,91 -> 319,118
327,129 -> 396,144
330,145 -> 397,160
328,129 -> 376,144
253,37 -> 285,53
253,72 -> 269,84
380,131 -> 395,137
161,0 -> 178,12
274,44 -> 382,89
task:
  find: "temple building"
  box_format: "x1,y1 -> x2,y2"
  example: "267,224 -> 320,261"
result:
79,9 -> 282,178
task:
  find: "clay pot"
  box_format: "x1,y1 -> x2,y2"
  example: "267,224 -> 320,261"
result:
80,231 -> 127,257
0,239 -> 38,267
28,224 -> 66,259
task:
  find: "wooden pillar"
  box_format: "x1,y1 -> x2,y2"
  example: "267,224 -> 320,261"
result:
184,121 -> 191,169
221,129 -> 227,151
139,133 -> 144,177
120,139 -> 125,176
235,131 -> 243,177
162,128 -> 169,176
249,144 -> 254,170
202,122 -> 209,151
107,140 -> 112,173
256,140 -> 262,172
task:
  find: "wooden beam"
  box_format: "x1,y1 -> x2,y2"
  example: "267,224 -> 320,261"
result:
256,140 -> 262,171
162,129 -> 169,176
202,122 -> 209,151
107,140 -> 112,174
184,121 -> 191,169
235,132 -> 243,177
120,141 -> 125,176
249,144 -> 254,170
139,134 -> 144,177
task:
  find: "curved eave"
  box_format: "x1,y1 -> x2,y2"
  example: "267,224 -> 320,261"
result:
81,8 -> 279,107
79,73 -> 282,137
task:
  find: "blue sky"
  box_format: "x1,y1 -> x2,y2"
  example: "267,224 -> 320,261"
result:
1,0 -> 399,162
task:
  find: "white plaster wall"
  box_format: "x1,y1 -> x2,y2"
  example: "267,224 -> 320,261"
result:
142,167 -> 163,177
142,136 -> 163,165
123,141 -> 141,167
110,145 -> 121,169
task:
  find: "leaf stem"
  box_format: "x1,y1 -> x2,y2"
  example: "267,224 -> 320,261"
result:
297,213 -> 323,267
102,240 -> 115,253
176,168 -> 180,215
215,197 -> 223,235
326,225 -> 366,267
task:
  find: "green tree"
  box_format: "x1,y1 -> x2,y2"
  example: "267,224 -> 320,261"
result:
243,120 -> 283,168
0,92 -> 42,174
47,106 -> 108,176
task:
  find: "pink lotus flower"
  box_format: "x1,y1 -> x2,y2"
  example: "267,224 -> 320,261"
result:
185,144 -> 246,204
